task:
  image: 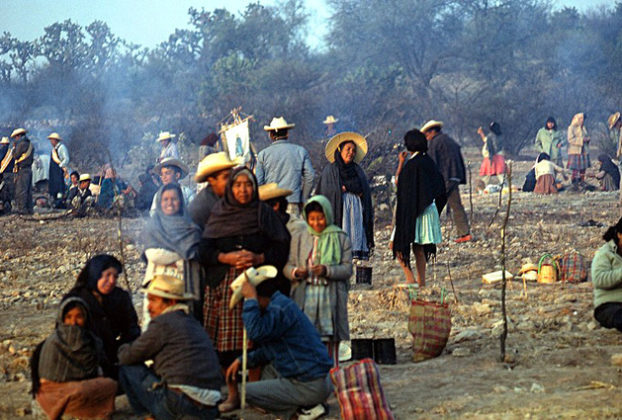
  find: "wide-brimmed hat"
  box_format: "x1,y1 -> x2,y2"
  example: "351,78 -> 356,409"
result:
10,128 -> 26,138
47,132 -> 63,141
258,183 -> 293,201
518,263 -> 538,274
0,137 -> 9,144
229,265 -> 278,309
609,112 -> 621,129
323,115 -> 339,125
156,131 -> 176,142
154,157 -> 189,179
195,152 -> 237,183
143,274 -> 194,301
325,132 -> 368,163
420,120 -> 443,133
264,117 -> 295,131
79,173 -> 91,182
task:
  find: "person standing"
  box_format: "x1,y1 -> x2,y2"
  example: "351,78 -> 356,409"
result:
11,128 -> 34,215
477,122 -> 506,186
48,132 -> 70,208
323,115 -> 338,138
255,117 -> 315,217
535,117 -> 564,167
420,120 -> 471,243
567,113 -> 590,185
608,112 -> 622,215
0,136 -> 14,213
156,131 -> 179,163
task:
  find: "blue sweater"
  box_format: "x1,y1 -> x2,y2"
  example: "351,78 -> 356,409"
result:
242,292 -> 333,381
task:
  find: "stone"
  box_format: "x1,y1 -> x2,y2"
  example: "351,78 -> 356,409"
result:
452,347 -> 471,357
493,385 -> 510,393
530,383 -> 545,393
472,302 -> 492,316
453,329 -> 481,343
611,353 -> 622,366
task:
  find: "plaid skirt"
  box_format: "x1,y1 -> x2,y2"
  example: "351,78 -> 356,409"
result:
567,153 -> 590,171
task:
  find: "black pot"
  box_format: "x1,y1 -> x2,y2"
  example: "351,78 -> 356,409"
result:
356,266 -> 372,285
350,338 -> 374,360
373,338 -> 396,365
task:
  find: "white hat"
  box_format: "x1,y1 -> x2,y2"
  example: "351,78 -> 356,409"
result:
420,120 -> 443,133
10,128 -> 26,138
323,115 -> 339,125
263,117 -> 295,131
156,131 -> 176,142
229,266 -> 278,309
0,137 -> 9,144
154,157 -> 189,179
47,132 -> 63,141
195,152 -> 237,183
325,132 -> 368,164
143,274 -> 195,301
79,173 -> 91,182
258,183 -> 293,201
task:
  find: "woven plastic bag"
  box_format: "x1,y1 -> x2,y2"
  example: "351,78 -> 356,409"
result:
558,252 -> 588,283
408,288 -> 451,362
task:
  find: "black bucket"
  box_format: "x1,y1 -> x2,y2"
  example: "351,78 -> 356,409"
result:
351,338 -> 374,360
356,266 -> 372,285
373,338 -> 396,365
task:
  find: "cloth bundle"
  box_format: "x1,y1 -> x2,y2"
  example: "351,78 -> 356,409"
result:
558,252 -> 588,283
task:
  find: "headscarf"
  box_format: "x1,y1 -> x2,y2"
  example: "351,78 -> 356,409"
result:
143,183 -> 201,259
303,195 -> 344,266
598,154 -> 621,187
489,122 -> 502,136
334,142 -> 363,195
571,113 -> 584,127
75,254 -> 123,291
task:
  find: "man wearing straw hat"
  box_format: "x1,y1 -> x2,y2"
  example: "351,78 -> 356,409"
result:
323,115 -> 338,138
256,116 -> 315,217
118,273 -> 222,419
11,128 -> 34,215
47,132 -> 70,208
150,157 -> 195,216
156,131 -> 179,163
0,136 -> 14,213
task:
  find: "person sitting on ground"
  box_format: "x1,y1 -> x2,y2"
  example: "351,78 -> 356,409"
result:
118,273 -> 222,420
31,296 -> 117,420
64,254 -> 140,378
97,167 -> 133,211
591,217 -> 622,332
65,171 -> 79,205
534,153 -> 567,195
150,157 -> 195,216
224,277 -> 333,419
67,173 -> 95,217
134,168 -> 159,212
284,195 -> 352,365
595,154 -> 620,192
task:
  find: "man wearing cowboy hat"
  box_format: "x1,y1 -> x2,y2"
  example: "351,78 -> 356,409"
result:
0,136 -> 15,214
118,274 -> 222,419
156,131 -> 179,163
11,128 -> 34,215
323,115 -> 338,137
150,157 -> 195,216
47,132 -> 70,208
421,120 -> 471,243
256,116 -> 315,217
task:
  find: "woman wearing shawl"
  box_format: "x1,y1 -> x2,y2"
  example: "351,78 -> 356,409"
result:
31,297 -> 117,419
535,117 -> 564,166
477,122 -> 506,185
198,167 -> 290,412
596,154 -> 620,192
284,195 -> 353,366
534,153 -> 567,195
142,183 -> 203,325
393,129 -> 447,287
567,113 -> 591,184
315,132 -> 374,261
63,254 -> 140,378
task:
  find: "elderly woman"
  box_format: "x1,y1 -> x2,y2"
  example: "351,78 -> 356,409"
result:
596,154 -> 620,192
477,122 -> 506,185
315,132 -> 374,261
199,167 -> 290,412
591,218 -> 622,331
64,254 -> 140,378
567,112 -> 590,184
31,297 -> 117,420
535,117 -> 564,166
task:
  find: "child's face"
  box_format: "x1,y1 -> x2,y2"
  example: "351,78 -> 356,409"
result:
63,306 -> 86,327
307,210 -> 327,233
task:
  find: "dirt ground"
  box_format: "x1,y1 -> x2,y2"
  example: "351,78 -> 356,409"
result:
2,159 -> 622,419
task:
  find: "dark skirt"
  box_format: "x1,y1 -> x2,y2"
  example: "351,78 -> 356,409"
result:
48,159 -> 65,198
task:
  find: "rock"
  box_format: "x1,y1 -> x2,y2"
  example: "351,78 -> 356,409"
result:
530,383 -> 545,393
611,353 -> 622,366
453,329 -> 481,343
472,302 -> 492,316
587,321 -> 598,330
15,407 -> 31,417
452,347 -> 471,357
493,385 -> 510,393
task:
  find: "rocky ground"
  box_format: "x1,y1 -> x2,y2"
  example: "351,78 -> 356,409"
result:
2,159 -> 622,419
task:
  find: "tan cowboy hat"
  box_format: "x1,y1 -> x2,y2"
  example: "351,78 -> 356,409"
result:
156,131 -> 176,142
0,137 -> 9,144
325,131 -> 368,164
323,115 -> 339,125
258,183 -> 293,201
229,265 -> 278,309
420,120 -> 443,133
609,112 -> 621,129
154,157 -> 189,179
143,274 -> 195,301
47,132 -> 63,141
263,117 -> 295,131
195,152 -> 237,183
79,173 -> 91,182
10,128 -> 26,138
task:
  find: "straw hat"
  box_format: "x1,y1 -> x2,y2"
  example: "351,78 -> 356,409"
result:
263,117 -> 295,131
229,265 -> 278,309
323,115 -> 339,125
518,263 -> 538,274
258,183 -> 293,201
325,132 -> 368,163
156,131 -> 176,142
10,128 -> 26,138
143,274 -> 194,301
195,152 -> 237,183
609,112 -> 621,129
420,120 -> 443,133
0,137 -> 9,144
154,157 -> 189,179
79,173 -> 91,182
47,132 -> 63,141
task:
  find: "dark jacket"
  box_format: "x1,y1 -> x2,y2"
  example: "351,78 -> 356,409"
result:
427,132 -> 466,190
0,144 -> 14,173
188,186 -> 218,229
118,309 -> 223,390
14,136 -> 34,170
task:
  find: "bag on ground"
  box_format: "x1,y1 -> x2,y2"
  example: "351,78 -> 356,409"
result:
557,252 -> 588,283
408,298 -> 451,362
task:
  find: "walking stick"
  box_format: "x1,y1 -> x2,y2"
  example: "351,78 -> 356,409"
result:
241,271 -> 249,410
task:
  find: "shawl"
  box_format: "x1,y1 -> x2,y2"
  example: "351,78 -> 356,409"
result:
188,185 -> 219,229
144,184 -> 202,260
334,148 -> 363,194
568,113 -> 586,147
38,297 -> 101,383
303,195 -> 343,266
393,152 -> 447,266
598,154 -> 620,187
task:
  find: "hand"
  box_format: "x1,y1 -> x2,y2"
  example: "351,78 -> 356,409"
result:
398,151 -> 408,164
294,267 -> 308,279
240,277 -> 257,299
389,241 -> 393,251
477,127 -> 484,136
310,264 -> 327,277
225,359 -> 241,384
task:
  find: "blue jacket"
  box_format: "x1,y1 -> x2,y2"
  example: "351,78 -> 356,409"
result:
242,292 -> 333,381
255,140 -> 315,203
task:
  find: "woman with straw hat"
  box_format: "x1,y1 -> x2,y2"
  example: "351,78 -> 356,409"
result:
315,132 -> 374,261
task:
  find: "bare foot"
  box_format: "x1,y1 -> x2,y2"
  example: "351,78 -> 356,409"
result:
218,396 -> 240,413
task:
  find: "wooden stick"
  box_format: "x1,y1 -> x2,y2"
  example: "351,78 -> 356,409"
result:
445,260 -> 459,303
467,161 -> 474,225
500,162 -> 512,362
241,329 -> 248,410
